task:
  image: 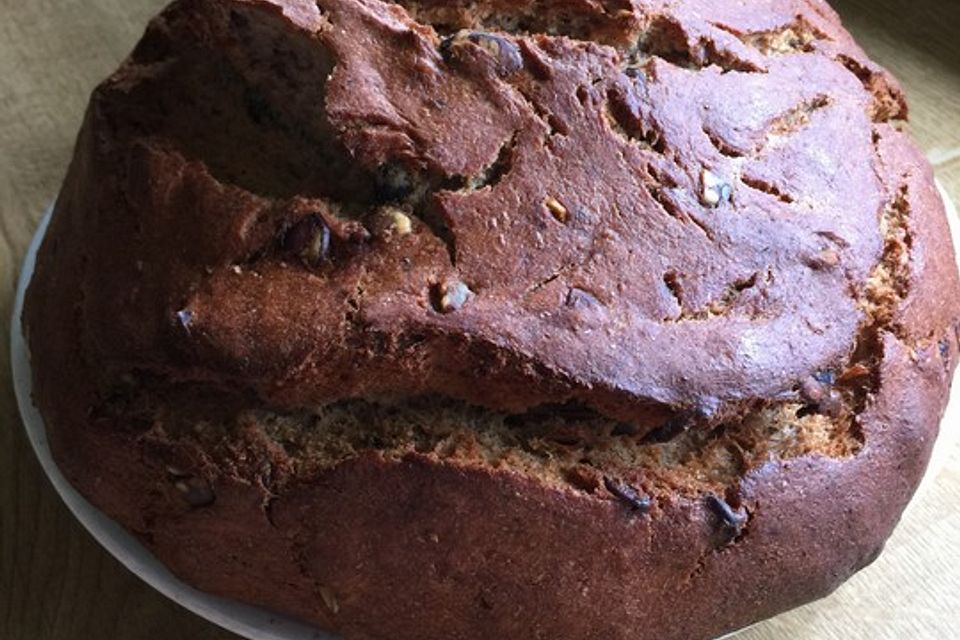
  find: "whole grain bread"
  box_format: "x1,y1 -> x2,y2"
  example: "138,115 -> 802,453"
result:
23,0 -> 960,638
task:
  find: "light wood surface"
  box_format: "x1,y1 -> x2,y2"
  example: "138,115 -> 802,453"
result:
1,1 -> 958,638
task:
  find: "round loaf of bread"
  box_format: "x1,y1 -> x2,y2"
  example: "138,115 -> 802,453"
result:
24,0 -> 960,638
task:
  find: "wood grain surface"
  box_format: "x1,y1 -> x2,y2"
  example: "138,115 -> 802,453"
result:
1,1 -> 958,638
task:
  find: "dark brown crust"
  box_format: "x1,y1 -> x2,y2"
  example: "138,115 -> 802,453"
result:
25,0 -> 920,428
22,0 -> 960,639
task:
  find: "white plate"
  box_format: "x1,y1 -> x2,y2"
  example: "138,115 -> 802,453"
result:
11,184 -> 960,640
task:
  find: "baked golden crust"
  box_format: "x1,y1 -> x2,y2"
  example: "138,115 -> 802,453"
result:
23,0 -> 960,638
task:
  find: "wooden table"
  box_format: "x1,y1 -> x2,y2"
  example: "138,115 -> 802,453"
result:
1,1 -> 958,638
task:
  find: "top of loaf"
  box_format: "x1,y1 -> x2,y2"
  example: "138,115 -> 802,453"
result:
47,0 -> 953,437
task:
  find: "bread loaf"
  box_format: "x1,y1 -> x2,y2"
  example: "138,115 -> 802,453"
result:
24,1 -> 960,638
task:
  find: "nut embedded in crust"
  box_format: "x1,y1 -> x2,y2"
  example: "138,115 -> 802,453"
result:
373,206 -> 414,238
700,169 -> 732,207
174,477 -> 215,508
282,215 -> 331,266
432,280 -> 473,313
545,196 -> 570,223
602,476 -> 652,514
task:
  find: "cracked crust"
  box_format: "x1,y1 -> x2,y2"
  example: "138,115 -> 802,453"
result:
22,0 -> 960,639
